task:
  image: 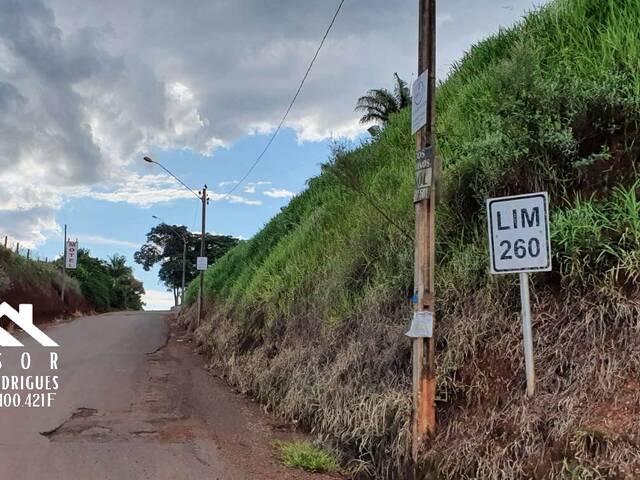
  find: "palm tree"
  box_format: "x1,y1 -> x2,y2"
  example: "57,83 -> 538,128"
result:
107,254 -> 130,279
355,73 -> 411,128
107,254 -> 134,310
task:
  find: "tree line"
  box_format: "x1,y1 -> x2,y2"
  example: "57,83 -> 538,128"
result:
59,249 -> 145,311
134,223 -> 239,306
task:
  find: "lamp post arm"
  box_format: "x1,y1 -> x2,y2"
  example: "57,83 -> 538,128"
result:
148,159 -> 201,200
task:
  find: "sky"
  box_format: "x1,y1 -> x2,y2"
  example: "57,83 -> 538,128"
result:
0,0 -> 548,310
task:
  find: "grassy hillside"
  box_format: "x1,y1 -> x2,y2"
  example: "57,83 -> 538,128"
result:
0,246 -> 88,321
0,246 -> 144,319
183,0 -> 640,477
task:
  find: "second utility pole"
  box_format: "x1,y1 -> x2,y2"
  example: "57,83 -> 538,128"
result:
197,185 -> 207,327
61,224 -> 67,302
412,0 -> 437,461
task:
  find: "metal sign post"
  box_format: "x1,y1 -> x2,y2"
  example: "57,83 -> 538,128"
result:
486,192 -> 551,397
519,272 -> 535,396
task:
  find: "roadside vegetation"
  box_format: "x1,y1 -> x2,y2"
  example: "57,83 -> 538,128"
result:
275,441 -> 340,473
135,224 -> 238,306
355,73 -> 411,135
183,0 -> 640,478
0,245 -> 144,319
62,249 -> 144,311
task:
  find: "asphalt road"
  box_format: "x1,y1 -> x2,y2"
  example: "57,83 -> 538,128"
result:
0,311 -> 335,480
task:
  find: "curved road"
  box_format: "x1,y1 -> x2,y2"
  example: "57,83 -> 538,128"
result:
0,311 -> 335,480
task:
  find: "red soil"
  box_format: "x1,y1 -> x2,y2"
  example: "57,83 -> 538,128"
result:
0,278 -> 91,327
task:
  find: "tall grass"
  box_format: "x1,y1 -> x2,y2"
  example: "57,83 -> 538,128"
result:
184,0 -> 640,477
0,246 -> 81,296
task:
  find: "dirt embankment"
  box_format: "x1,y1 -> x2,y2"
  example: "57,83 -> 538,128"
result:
0,246 -> 91,325
0,279 -> 91,326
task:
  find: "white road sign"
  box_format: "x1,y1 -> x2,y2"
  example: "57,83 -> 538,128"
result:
411,70 -> 428,134
196,256 -> 208,271
65,240 -> 78,269
487,192 -> 551,274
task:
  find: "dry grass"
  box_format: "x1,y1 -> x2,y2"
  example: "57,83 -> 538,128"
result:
179,283 -> 640,479
177,1 -> 640,477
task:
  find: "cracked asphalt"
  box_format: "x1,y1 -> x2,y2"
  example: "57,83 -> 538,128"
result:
0,311 -> 337,480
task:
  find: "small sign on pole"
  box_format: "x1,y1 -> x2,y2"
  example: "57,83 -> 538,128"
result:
65,240 -> 78,269
414,146 -> 434,203
486,192 -> 551,397
411,70 -> 428,134
196,256 -> 208,271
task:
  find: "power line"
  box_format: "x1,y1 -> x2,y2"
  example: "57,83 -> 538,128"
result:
220,0 -> 346,200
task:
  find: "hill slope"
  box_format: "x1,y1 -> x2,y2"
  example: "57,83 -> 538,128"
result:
0,246 -> 89,322
183,1 -> 640,477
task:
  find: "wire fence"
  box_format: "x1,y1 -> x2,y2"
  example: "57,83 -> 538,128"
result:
0,235 -> 56,264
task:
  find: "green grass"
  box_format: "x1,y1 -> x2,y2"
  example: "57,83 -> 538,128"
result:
184,1 -> 640,478
189,0 -> 640,326
0,246 -> 81,296
275,441 -> 340,473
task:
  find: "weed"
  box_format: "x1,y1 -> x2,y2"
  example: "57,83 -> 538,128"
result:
275,440 -> 340,473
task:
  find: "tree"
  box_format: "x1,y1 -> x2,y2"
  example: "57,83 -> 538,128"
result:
107,254 -> 145,310
355,73 -> 411,128
61,249 -> 144,312
134,224 -> 239,306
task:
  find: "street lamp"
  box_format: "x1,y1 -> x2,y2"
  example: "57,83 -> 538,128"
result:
152,215 -> 188,306
144,155 -> 208,325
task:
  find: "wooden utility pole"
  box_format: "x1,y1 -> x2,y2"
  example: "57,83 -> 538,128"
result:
61,224 -> 67,302
196,185 -> 208,327
412,0 -> 437,461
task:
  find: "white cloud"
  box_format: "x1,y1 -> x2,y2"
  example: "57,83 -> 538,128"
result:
143,289 -> 176,311
73,172 -> 261,208
263,188 -> 295,199
79,234 -> 139,249
208,191 -> 262,206
243,181 -> 271,193
218,180 -> 239,187
0,0 -> 550,247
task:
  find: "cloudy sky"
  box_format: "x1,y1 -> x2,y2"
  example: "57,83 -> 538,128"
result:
0,0 -> 547,309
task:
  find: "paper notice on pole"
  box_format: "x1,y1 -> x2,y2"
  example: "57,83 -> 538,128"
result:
411,70 -> 428,134
405,310 -> 433,338
196,256 -> 208,271
65,241 -> 78,269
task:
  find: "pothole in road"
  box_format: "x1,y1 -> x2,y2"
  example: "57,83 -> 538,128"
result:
41,407 -> 161,443
40,348 -> 203,445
